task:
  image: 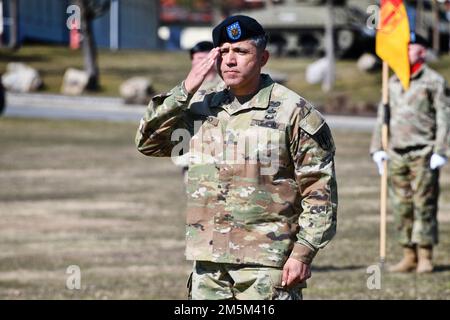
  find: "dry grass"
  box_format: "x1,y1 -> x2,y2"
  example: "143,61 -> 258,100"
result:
0,117 -> 449,299
2,45 -> 450,113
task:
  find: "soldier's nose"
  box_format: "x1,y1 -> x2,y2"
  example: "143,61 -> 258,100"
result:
225,52 -> 237,66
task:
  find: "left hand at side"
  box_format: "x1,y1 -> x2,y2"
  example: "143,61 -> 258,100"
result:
282,258 -> 311,288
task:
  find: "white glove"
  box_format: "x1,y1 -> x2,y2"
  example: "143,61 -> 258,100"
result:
430,153 -> 447,170
372,150 -> 389,175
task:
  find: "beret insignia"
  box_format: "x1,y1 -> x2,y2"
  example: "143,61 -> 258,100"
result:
227,22 -> 242,41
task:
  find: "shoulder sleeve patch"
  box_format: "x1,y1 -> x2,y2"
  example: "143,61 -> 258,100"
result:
312,123 -> 335,152
299,108 -> 325,135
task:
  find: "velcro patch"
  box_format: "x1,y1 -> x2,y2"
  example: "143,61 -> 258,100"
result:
312,123 -> 335,152
251,119 -> 286,131
299,109 -> 324,135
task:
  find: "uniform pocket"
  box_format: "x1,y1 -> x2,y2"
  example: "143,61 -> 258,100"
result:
266,267 -> 306,300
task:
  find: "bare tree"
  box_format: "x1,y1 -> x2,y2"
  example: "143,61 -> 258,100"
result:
74,0 -> 109,91
0,74 -> 4,115
431,0 -> 440,54
8,0 -> 19,50
323,0 -> 335,92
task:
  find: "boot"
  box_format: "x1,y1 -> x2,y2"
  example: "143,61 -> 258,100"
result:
389,245 -> 417,273
416,246 -> 433,273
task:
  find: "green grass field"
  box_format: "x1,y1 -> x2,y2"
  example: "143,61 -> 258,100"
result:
3,45 -> 450,114
0,116 -> 449,299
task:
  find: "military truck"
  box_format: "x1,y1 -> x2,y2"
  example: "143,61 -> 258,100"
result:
235,0 -> 375,57
235,0 -> 450,57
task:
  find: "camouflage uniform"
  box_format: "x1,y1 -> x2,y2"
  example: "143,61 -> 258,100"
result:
189,261 -> 304,300
172,74 -> 225,185
136,74 -> 338,299
371,65 -> 450,246
172,74 -> 225,168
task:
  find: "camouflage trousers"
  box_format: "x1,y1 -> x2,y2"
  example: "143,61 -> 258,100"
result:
187,261 -> 305,300
388,146 -> 439,246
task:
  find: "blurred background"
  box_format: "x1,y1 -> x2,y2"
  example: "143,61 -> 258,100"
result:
0,0 -> 449,300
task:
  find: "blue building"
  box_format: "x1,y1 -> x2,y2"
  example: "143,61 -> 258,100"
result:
1,0 -> 160,50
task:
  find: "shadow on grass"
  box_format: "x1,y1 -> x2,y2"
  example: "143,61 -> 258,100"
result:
0,53 -> 50,63
311,265 -> 365,272
433,265 -> 450,273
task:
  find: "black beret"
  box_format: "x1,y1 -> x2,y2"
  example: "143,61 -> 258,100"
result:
189,41 -> 214,58
410,32 -> 430,48
212,15 -> 267,47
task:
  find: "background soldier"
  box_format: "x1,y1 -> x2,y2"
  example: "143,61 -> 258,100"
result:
371,33 -> 450,273
189,40 -> 224,92
136,15 -> 337,299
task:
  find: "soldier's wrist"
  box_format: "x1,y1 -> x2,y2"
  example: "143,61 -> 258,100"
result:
290,242 -> 317,265
177,81 -> 194,102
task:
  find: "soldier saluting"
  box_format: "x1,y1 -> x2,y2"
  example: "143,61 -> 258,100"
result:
136,15 -> 338,300
371,33 -> 450,273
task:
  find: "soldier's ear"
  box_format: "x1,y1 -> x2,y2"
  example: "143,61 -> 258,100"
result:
260,50 -> 269,67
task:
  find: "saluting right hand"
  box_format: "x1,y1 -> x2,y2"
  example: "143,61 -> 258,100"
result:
184,48 -> 220,94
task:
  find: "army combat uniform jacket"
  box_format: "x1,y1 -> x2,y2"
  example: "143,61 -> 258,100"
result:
371,65 -> 450,156
136,74 -> 338,267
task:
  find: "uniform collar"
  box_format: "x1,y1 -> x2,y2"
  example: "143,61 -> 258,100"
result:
210,74 -> 275,114
392,64 -> 427,84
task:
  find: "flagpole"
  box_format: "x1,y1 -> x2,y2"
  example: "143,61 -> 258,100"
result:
380,61 -> 389,267
376,0 -> 410,268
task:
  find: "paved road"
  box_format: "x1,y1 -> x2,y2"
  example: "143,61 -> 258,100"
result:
3,92 -> 376,132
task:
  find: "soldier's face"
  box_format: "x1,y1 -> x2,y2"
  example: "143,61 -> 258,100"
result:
217,40 -> 269,94
408,43 -> 426,65
191,51 -> 209,68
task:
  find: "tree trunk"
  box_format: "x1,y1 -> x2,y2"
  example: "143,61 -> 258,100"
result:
76,0 -> 100,90
431,0 -> 440,54
0,75 -> 5,115
9,0 -> 19,50
323,0 -> 335,92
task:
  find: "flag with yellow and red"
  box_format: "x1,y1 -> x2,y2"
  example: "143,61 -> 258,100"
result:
376,0 -> 410,90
